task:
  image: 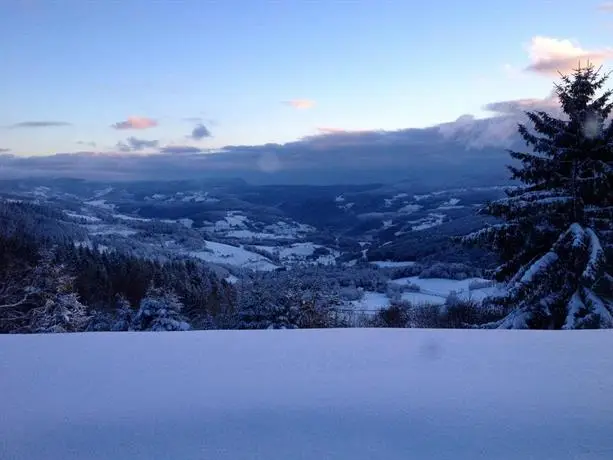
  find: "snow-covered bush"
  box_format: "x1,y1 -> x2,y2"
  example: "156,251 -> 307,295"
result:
339,286 -> 363,302
132,287 -> 191,332
111,296 -> 134,331
30,293 -> 90,333
370,303 -> 411,328
385,283 -> 404,303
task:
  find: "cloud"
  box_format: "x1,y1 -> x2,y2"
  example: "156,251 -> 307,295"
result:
189,124 -> 212,140
283,99 -> 316,109
436,92 -> 564,148
0,148 -> 11,153
116,137 -> 159,152
111,116 -> 158,130
316,127 -> 372,135
598,2 -> 613,11
525,36 -> 613,75
183,117 -> 203,123
9,121 -> 71,128
76,141 -> 97,148
158,145 -> 203,155
0,91 -> 570,186
316,127 -> 350,134
483,91 -> 559,115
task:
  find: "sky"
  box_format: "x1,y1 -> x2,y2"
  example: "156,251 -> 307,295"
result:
1,0 -> 612,156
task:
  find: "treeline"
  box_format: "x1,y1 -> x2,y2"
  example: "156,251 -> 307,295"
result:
0,231 -> 236,333
0,223 -> 497,333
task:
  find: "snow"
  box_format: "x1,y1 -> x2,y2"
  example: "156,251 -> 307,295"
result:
74,241 -> 110,253
32,186 -> 50,197
411,213 -> 445,231
177,218 -> 194,229
370,260 -> 416,268
2,329 -> 612,460
582,227 -> 604,283
392,276 -> 495,304
113,213 -> 151,222
226,230 -> 294,240
181,192 -> 219,203
401,291 -> 446,305
213,212 -> 249,231
518,251 -> 558,285
263,221 -> 314,237
385,193 -> 410,207
63,211 -> 102,223
398,204 -> 422,214
256,243 -> 338,265
438,198 -> 464,209
334,194 -> 345,203
93,187 -> 113,198
224,212 -> 249,227
88,225 -> 139,237
350,291 -> 391,312
84,199 -> 115,210
206,214 -> 313,240
225,275 -> 239,284
188,241 -> 278,271
392,276 -> 489,294
458,285 -> 502,302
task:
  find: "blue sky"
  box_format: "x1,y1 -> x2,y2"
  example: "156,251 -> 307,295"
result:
1,0 -> 612,156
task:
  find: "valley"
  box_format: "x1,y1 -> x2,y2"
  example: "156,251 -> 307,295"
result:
0,177 -> 504,317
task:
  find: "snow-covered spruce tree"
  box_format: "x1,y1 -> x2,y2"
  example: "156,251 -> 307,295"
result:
132,286 -> 191,332
462,64 -> 613,329
234,275 -> 288,329
29,247 -> 91,333
110,295 -> 134,331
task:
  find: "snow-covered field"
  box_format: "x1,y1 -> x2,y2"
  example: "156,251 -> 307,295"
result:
63,211 -> 102,223
188,240 -> 278,271
256,242 -> 338,265
410,212 -> 446,231
350,291 -> 391,311
1,329 -> 612,460
392,276 -> 497,305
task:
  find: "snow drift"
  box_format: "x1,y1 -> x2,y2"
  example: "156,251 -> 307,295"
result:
1,329 -> 612,459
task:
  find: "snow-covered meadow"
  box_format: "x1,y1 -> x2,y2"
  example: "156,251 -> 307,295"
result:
1,329 -> 612,460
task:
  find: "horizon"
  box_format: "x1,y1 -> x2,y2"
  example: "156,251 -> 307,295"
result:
2,0 -> 612,158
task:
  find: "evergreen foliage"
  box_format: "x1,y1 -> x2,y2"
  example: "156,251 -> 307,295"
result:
462,64 -> 613,329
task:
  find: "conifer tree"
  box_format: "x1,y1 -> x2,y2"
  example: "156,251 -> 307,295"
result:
462,64 -> 613,329
132,285 -> 191,331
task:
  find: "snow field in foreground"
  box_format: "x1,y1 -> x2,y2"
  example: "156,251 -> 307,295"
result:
1,329 -> 612,460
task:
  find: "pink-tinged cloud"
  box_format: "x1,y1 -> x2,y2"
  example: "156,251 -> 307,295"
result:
317,127 -> 348,134
524,36 -> 613,75
316,127 -> 372,135
483,90 -> 560,115
599,2 -> 613,11
283,99 -> 316,109
111,116 -> 158,130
